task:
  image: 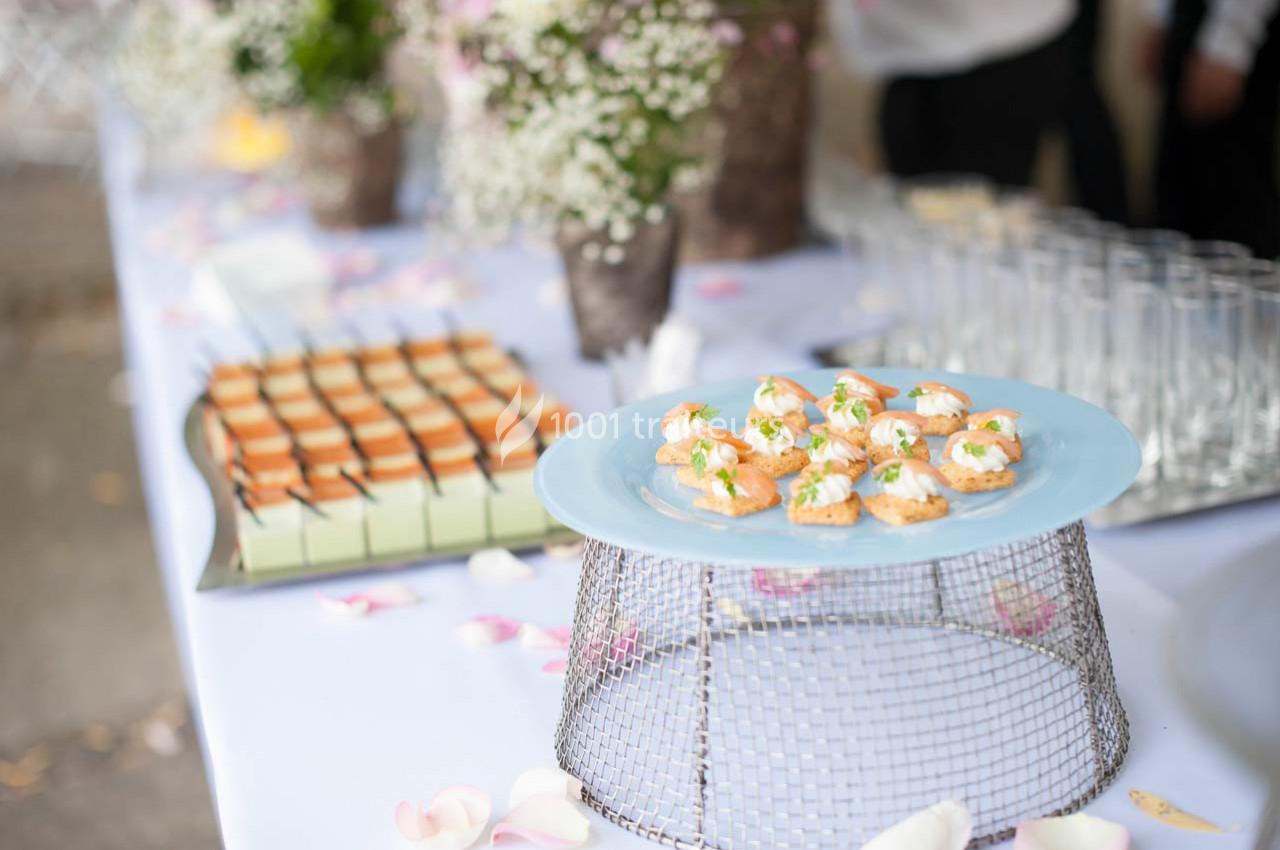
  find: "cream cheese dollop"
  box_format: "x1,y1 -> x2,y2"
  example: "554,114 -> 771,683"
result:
828,398 -> 871,431
804,473 -> 854,508
744,420 -> 795,457
870,417 -> 921,448
709,474 -> 738,500
662,413 -> 707,444
916,391 -> 967,418
951,439 -> 1010,472
883,466 -> 941,503
753,382 -> 804,415
836,374 -> 877,399
981,415 -> 1018,439
696,440 -> 739,473
810,437 -> 859,464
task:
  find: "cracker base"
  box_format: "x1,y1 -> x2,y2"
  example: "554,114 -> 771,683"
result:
693,493 -> 782,517
939,463 -> 1016,492
921,414 -> 966,437
864,494 -> 950,526
787,494 -> 861,526
743,448 -> 809,478
655,441 -> 691,465
867,438 -> 931,466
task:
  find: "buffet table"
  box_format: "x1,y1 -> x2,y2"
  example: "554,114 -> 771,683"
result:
100,108 -> 1275,848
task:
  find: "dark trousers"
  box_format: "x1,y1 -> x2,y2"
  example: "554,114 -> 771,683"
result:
1063,0 -> 1130,223
1156,0 -> 1280,258
879,31 -> 1071,188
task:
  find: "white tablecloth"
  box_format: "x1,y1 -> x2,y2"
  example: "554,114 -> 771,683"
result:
100,108 -> 1275,849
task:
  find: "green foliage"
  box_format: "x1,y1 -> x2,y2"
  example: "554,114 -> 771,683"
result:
963,442 -> 988,458
228,0 -> 401,116
876,462 -> 901,484
715,468 -> 737,498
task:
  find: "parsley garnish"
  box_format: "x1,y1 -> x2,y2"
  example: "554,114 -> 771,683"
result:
715,468 -> 737,498
759,377 -> 776,396
907,387 -> 925,398
876,462 -> 902,484
795,466 -> 827,506
851,399 -> 869,424
833,383 -> 848,405
963,442 -> 987,458
694,404 -> 719,422
756,418 -> 779,439
896,427 -> 913,458
808,432 -> 828,454
982,419 -> 1002,432
691,439 -> 711,476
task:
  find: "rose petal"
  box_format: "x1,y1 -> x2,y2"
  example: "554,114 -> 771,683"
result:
508,768 -> 584,809
364,581 -> 419,609
694,274 -> 744,300
1013,813 -> 1130,850
491,794 -> 589,848
397,800 -> 430,840
862,800 -> 972,850
457,615 -> 523,648
991,579 -> 1056,637
317,592 -> 372,617
468,549 -> 535,585
520,624 -> 572,651
752,568 -> 821,597
397,786 -> 492,850
541,657 -> 568,675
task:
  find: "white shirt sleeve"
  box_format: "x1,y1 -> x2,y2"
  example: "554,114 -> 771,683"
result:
1197,0 -> 1280,71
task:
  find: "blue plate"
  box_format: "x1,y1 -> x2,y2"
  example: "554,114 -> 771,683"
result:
534,368 -> 1140,568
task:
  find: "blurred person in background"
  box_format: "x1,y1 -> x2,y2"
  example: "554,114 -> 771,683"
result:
1141,0 -> 1280,257
829,0 -> 1076,188
1063,0 -> 1131,223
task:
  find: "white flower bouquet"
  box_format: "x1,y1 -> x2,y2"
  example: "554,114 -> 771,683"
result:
429,0 -> 726,247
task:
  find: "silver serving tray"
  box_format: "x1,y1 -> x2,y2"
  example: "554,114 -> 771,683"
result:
813,340 -> 1280,527
185,402 -> 579,592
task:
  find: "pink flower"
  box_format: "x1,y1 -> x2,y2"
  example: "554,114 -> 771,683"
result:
599,35 -> 625,63
771,21 -> 798,48
443,0 -> 493,25
710,20 -> 743,45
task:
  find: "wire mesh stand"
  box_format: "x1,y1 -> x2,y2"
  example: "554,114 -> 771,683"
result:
555,521 -> 1128,849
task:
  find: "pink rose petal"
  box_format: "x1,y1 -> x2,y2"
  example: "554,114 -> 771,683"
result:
991,579 -> 1056,637
862,800 -> 972,850
396,786 -> 492,849
508,768 -> 583,809
363,581 -> 419,609
317,581 -> 418,617
1014,813 -> 1130,850
752,568 -> 820,597
490,795 -> 589,848
541,657 -> 568,675
694,274 -> 744,300
317,592 -> 372,617
458,615 -> 523,647
520,624 -> 572,651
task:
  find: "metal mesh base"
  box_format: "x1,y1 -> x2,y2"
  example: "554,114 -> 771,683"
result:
556,522 -> 1127,849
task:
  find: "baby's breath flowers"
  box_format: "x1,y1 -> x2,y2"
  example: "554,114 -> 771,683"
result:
222,0 -> 410,131
430,0 -> 725,249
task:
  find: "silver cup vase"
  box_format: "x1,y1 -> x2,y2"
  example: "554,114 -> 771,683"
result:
557,210 -> 680,361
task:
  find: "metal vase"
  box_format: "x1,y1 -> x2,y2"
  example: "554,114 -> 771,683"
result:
557,211 -> 680,361
290,111 -> 403,231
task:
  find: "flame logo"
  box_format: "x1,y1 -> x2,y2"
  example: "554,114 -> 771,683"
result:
495,387 -> 544,463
